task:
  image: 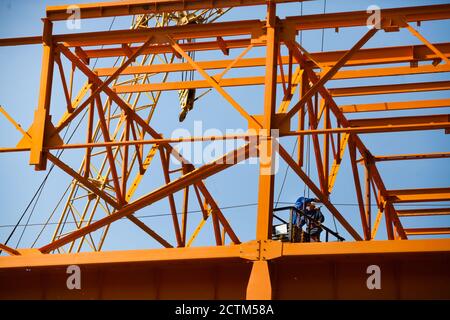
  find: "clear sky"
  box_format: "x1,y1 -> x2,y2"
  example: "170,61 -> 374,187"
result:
0,0 -> 449,253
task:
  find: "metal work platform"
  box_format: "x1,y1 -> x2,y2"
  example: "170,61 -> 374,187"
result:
0,0 -> 449,299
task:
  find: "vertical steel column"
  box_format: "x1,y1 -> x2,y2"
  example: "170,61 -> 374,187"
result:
323,99 -> 330,195
30,19 -> 54,170
249,2 -> 278,301
246,260 -> 272,300
364,164 -> 372,238
297,70 -> 306,166
385,204 -> 395,240
349,139 -> 370,240
255,2 -> 278,241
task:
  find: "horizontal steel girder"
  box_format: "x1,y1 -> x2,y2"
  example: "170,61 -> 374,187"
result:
0,239 -> 449,299
46,0 -> 310,21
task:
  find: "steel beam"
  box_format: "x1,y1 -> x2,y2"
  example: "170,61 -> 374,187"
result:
55,20 -> 263,47
330,81 -> 450,97
39,145 -> 253,253
83,42 -> 450,70
285,4 -> 450,30
0,244 -> 20,256
1,239 -> 450,299
397,208 -> 450,217
348,114 -> 450,128
46,0 -> 307,21
96,53 -> 450,77
2,239 -> 449,269
373,152 -> 450,162
405,227 -> 450,236
340,98 -> 450,113
30,19 -> 54,170
332,64 -> 450,80
386,188 -> 450,203
255,3 -> 278,243
282,28 -> 378,124
278,144 -> 363,241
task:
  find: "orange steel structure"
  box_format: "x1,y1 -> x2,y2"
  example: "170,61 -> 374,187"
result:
0,0 -> 450,299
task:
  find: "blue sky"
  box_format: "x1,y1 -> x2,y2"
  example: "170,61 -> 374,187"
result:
0,0 -> 449,252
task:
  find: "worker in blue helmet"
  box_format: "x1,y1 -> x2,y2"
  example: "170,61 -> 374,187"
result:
302,202 -> 325,242
292,196 -> 315,227
293,196 -> 324,242
294,196 -> 317,212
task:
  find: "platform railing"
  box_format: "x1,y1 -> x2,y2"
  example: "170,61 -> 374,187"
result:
273,206 -> 345,242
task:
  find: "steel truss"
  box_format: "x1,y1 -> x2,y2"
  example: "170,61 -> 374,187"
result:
0,0 -> 449,299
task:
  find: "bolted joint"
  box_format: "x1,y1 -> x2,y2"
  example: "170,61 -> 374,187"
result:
239,240 -> 260,261
239,239 -> 283,261
260,239 -> 283,260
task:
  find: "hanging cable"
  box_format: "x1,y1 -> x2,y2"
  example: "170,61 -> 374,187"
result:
0,203 -> 260,229
299,2 -> 303,44
2,125 -> 69,251
15,176 -> 46,248
331,209 -> 339,234
274,1 -> 309,208
1,170 -> 52,250
31,183 -> 71,248
275,138 -> 298,208
0,202 -> 448,230
319,0 -> 338,233
304,121 -> 311,198
92,17 -> 116,69
0,16 -> 119,253
12,119 -> 77,249
38,16 -> 119,247
321,0 -> 327,52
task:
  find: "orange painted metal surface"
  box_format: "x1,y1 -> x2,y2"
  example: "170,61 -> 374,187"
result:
0,0 -> 449,300
1,239 -> 449,299
46,0 -> 308,21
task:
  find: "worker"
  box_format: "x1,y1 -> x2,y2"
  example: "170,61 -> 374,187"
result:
300,202 -> 325,242
294,196 -> 318,213
291,197 -> 316,242
293,197 -> 317,225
